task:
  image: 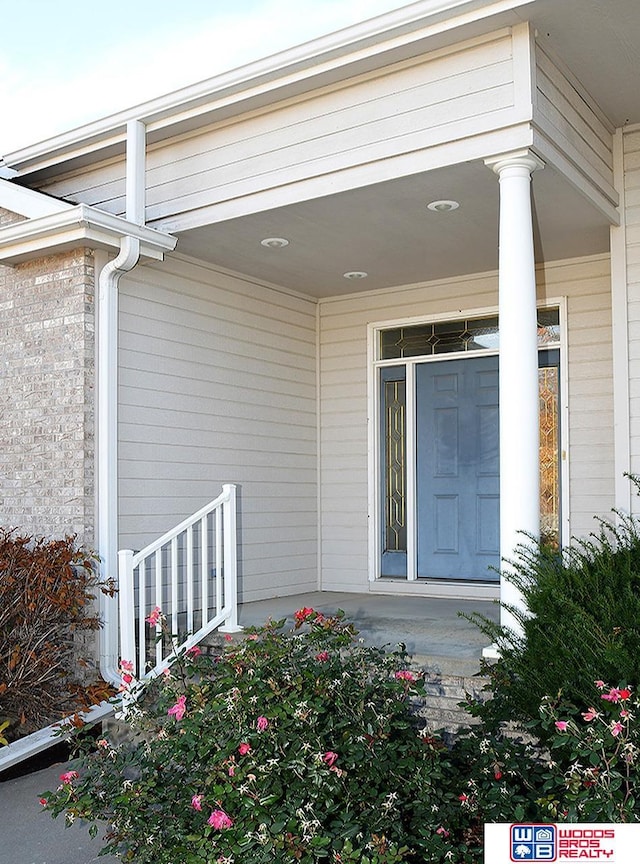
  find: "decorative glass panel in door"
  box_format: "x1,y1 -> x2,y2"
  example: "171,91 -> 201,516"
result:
538,349 -> 561,549
380,366 -> 407,577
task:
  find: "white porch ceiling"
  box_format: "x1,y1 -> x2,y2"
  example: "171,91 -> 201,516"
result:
174,159 -> 610,298
168,0 -> 636,298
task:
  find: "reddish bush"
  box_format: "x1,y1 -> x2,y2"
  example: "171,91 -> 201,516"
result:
0,529 -> 115,741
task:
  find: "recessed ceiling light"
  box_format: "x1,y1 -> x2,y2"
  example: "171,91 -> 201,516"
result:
427,199 -> 459,212
260,237 -> 289,248
343,271 -> 368,280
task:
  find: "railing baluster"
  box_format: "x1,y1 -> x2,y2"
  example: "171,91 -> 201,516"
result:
118,549 -> 136,674
171,536 -> 179,644
186,525 -> 194,634
200,515 -> 208,628
155,549 -> 163,668
215,505 -> 222,615
138,560 -> 147,676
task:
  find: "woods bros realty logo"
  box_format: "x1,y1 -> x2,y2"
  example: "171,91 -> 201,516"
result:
485,823 -> 639,863
510,825 -> 614,860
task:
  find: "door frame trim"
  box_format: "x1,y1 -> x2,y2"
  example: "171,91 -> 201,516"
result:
367,298 -> 569,595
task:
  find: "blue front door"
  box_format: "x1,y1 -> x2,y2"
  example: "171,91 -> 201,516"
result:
416,355 -> 500,580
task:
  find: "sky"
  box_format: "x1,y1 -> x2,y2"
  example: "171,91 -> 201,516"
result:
0,0 -> 410,159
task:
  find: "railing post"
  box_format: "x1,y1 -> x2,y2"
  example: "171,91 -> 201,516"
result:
118,549 -> 137,675
219,484 -> 242,632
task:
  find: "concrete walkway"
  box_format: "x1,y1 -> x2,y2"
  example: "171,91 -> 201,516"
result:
0,752 -> 119,864
236,590 -> 499,677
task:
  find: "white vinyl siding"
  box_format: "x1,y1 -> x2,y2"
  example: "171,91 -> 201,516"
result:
319,255 -> 614,593
624,128 -> 640,494
37,29 -> 521,227
534,42 -> 616,208
118,256 -> 318,603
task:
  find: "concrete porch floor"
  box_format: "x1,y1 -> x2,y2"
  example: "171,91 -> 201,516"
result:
235,591 -> 500,678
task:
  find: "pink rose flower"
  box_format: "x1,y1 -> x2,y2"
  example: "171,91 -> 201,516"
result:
294,607 -> 314,625
611,721 -> 624,737
59,770 -> 79,784
554,721 -> 568,732
192,794 -> 203,811
595,680 -> 606,689
395,670 -> 417,682
256,716 -> 269,732
315,651 -> 330,662
601,688 -> 622,703
186,645 -> 202,658
120,659 -> 134,672
145,606 -> 162,627
323,751 -> 338,767
168,694 -> 187,721
208,809 -> 233,830
582,707 -> 598,722
238,742 -> 252,756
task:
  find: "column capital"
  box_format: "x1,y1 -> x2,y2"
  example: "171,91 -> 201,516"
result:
484,148 -> 545,177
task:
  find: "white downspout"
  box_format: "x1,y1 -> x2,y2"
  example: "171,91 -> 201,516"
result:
98,120 -> 145,684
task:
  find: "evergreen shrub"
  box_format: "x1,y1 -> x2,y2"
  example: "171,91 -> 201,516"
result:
467,508 -> 640,729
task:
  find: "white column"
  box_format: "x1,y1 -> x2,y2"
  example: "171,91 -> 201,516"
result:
486,150 -> 544,634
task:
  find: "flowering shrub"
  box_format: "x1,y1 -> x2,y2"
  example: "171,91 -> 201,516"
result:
40,610 -> 456,864
536,680 -> 639,822
39,603 -> 640,862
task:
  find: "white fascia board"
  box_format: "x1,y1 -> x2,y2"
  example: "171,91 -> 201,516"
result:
4,0 -> 534,175
0,176 -> 73,218
0,203 -> 176,265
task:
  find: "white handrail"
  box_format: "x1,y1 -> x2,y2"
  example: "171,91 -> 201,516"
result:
118,484 -> 240,680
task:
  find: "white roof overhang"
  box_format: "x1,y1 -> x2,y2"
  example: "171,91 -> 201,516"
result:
2,0 -> 535,179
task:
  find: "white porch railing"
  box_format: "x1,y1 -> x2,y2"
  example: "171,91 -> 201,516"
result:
118,484 -> 241,680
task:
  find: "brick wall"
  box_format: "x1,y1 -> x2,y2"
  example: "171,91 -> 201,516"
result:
0,221 -> 95,545
0,208 -> 27,227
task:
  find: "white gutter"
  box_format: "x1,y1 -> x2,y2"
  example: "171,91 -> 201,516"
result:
0,203 -> 176,264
